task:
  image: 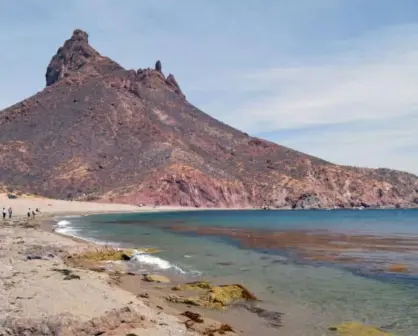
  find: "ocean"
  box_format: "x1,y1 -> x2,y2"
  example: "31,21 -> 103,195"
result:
55,209 -> 418,335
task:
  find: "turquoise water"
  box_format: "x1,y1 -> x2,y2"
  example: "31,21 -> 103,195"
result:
56,209 -> 418,335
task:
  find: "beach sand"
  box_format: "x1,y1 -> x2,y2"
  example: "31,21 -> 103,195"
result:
0,194 -> 245,335
0,224 -> 204,335
0,193 -> 194,218
0,194 -> 197,335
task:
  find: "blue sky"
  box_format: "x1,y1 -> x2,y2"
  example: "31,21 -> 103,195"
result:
1,0 -> 418,174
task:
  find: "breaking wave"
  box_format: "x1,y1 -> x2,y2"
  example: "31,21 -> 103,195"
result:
54,220 -> 74,235
53,219 -> 198,275
130,250 -> 187,274
53,219 -> 120,246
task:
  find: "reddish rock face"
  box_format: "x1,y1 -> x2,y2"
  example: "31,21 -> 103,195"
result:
45,29 -> 123,86
1,29 -> 418,208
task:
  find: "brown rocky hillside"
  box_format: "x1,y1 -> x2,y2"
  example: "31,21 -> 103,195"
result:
0,29 -> 417,209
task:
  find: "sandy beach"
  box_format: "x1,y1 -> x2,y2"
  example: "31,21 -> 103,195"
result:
0,225 -> 201,335
0,194 -> 242,336
0,193 -> 195,218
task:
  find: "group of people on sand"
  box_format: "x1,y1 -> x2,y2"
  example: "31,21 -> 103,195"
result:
27,208 -> 40,218
2,207 -> 12,219
1,207 -> 40,219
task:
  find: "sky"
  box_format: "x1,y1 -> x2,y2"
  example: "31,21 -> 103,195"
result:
1,0 -> 418,175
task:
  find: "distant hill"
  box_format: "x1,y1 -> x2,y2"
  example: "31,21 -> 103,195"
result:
0,29 -> 417,209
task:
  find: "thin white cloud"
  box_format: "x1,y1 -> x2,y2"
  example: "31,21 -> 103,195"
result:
213,25 -> 418,133
278,115 -> 418,174
192,24 -> 418,174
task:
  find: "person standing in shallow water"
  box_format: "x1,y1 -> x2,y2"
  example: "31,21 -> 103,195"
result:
32,210 -> 36,218
8,207 -> 12,219
2,208 -> 6,219
27,209 -> 31,218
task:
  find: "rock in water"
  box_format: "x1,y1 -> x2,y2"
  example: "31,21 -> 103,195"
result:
68,247 -> 134,262
169,281 -> 257,309
120,253 -> 131,261
328,322 -> 392,335
0,29 -> 417,209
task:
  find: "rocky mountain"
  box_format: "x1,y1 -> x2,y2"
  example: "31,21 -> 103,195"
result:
0,29 -> 417,209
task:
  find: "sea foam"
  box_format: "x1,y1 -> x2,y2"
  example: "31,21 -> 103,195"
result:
54,220 -> 73,234
130,250 -> 186,274
53,220 -> 193,274
54,219 -> 120,246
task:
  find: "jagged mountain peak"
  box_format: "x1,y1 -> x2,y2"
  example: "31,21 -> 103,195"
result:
71,29 -> 89,42
0,29 -> 417,209
44,29 -> 185,99
45,29 -> 123,86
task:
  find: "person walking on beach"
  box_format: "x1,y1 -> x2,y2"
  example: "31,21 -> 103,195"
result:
7,207 -> 12,219
27,208 -> 31,218
2,208 -> 6,220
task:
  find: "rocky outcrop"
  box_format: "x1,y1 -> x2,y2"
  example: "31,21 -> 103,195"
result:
169,281 -> 257,309
328,322 -> 391,335
289,193 -> 323,209
166,74 -> 185,98
45,29 -> 122,86
142,274 -> 171,283
1,29 -> 418,209
155,60 -> 162,72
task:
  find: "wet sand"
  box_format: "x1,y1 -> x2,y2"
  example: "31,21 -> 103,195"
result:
39,219 -> 392,336
117,273 -> 285,336
40,220 -> 287,336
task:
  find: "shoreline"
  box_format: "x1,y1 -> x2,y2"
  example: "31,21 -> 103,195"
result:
41,216 -> 284,336
2,192 -> 416,217
0,193 -> 246,336
0,219 -> 201,335
42,212 -> 403,336
0,194 -> 402,335
0,193 -> 282,335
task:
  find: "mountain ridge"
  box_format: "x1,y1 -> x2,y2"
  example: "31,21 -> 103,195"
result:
0,29 -> 417,209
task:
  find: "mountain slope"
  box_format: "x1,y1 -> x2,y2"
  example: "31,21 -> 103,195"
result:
1,29 -> 417,209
